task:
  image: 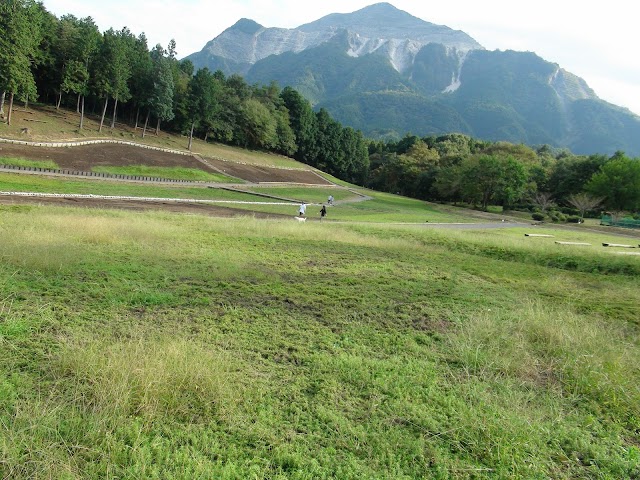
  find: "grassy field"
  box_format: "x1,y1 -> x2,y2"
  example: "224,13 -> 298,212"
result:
0,172 -> 278,202
226,187 -> 476,223
0,172 -> 478,223
0,204 -> 638,479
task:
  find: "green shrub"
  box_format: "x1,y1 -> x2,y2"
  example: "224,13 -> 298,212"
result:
549,212 -> 567,223
567,215 -> 582,223
532,212 -> 545,221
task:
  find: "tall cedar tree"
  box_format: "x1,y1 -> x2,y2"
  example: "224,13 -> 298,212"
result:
0,0 -> 43,124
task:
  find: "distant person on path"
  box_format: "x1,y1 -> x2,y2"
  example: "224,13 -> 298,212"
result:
320,205 -> 327,221
298,202 -> 307,217
328,195 -> 334,205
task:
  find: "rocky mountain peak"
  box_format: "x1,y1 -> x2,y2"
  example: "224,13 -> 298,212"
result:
229,18 -> 263,35
189,2 -> 482,74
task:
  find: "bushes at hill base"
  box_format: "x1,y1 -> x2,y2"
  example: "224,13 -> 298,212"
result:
549,211 -> 567,223
532,212 -> 545,221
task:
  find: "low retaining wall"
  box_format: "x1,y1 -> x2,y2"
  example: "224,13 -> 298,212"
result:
0,137 -> 192,156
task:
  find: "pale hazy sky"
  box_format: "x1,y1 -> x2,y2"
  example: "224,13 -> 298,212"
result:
42,0 -> 640,116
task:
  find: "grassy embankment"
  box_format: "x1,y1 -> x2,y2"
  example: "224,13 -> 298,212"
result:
0,104 -> 305,169
0,205 -> 639,479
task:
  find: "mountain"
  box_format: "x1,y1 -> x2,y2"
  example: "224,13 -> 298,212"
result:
185,3 -> 640,156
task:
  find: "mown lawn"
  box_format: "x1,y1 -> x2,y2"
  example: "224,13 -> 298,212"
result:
0,205 -> 638,479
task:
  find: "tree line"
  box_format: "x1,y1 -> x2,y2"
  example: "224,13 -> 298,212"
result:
2,0 -> 639,217
367,134 -> 640,218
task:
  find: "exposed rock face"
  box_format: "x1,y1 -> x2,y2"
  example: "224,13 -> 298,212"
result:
549,67 -> 596,102
200,18 -> 334,66
188,3 -> 482,75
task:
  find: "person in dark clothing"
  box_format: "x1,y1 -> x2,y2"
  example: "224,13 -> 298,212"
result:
320,205 -> 327,221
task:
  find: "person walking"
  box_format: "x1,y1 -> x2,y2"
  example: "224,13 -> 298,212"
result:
328,195 -> 334,205
320,204 -> 327,221
298,202 -> 307,217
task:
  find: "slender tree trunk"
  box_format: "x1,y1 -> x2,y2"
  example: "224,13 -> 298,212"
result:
77,93 -> 81,113
155,118 -> 160,136
79,95 -> 85,130
142,110 -> 149,138
0,91 -> 5,117
134,108 -> 140,129
56,91 -> 62,110
204,132 -> 208,142
7,92 -> 14,125
110,94 -> 119,129
188,121 -> 195,151
24,93 -> 28,109
99,97 -> 109,132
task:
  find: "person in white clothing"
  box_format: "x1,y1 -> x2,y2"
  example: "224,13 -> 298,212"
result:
298,202 -> 307,217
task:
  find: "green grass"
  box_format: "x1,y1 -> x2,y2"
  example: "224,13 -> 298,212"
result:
0,156 -> 59,169
197,142 -> 305,169
226,189 -> 477,223
0,172 -> 283,203
395,225 -> 640,276
91,165 -> 241,182
247,186 -> 356,203
0,173 -> 478,222
1,205 -> 638,479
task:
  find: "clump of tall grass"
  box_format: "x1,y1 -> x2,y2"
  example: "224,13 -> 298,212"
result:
450,300 -> 640,424
0,207 -> 182,271
52,334 -> 249,424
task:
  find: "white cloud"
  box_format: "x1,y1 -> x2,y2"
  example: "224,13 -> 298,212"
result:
40,0 -> 640,116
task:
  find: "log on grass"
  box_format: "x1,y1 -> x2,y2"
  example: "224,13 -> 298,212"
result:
555,241 -> 591,246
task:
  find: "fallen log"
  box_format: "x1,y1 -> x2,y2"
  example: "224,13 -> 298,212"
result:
555,241 -> 591,246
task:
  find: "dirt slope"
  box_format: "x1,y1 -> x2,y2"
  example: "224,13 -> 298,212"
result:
0,142 -> 332,185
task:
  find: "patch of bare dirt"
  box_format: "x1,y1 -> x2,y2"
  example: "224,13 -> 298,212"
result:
204,158 -> 330,184
0,143 -> 200,171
